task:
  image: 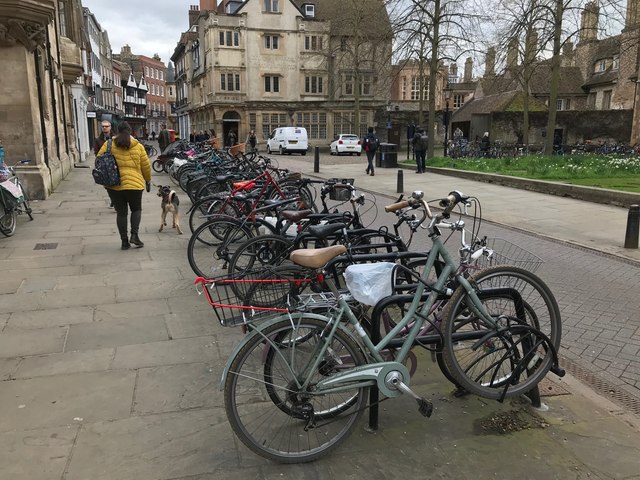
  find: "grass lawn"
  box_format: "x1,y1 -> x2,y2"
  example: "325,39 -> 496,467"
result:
406,155 -> 640,193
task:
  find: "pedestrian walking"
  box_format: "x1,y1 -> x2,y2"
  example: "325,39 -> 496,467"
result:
363,127 -> 379,177
158,124 -> 171,154
227,129 -> 238,147
245,130 -> 258,153
480,131 -> 491,157
94,120 -> 113,155
411,128 -> 428,173
96,121 -> 152,250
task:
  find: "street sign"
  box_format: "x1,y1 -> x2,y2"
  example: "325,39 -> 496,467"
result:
87,112 -> 96,118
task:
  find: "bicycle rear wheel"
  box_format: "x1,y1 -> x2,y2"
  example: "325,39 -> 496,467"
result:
227,234 -> 293,275
224,316 -> 367,463
152,159 -> 164,173
440,266 -> 561,400
0,209 -> 17,236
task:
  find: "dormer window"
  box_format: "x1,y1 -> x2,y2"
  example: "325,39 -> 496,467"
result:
303,3 -> 315,17
596,59 -> 606,72
612,55 -> 620,71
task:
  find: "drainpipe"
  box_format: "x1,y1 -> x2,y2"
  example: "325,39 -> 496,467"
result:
46,30 -> 61,158
53,18 -> 70,155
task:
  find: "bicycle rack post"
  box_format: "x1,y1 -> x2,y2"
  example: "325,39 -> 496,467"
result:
367,313 -> 381,432
396,169 -> 403,194
624,204 -> 640,249
525,385 -> 542,408
313,146 -> 320,173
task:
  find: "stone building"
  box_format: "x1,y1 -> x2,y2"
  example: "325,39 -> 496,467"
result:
0,0 -> 86,199
171,0 -> 392,146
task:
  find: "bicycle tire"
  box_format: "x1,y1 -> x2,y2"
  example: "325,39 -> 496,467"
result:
187,216 -> 255,277
224,316 -> 367,463
227,234 -> 293,275
149,146 -> 158,157
152,159 -> 164,173
189,197 -> 238,235
20,188 -> 33,221
440,265 -> 561,400
0,208 -> 17,236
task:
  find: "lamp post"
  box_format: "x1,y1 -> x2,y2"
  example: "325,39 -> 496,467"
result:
386,101 -> 392,143
443,84 -> 451,157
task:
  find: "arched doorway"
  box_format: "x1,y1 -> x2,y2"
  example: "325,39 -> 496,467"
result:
222,111 -> 241,146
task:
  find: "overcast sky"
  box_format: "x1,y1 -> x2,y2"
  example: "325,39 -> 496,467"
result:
82,0 -> 194,65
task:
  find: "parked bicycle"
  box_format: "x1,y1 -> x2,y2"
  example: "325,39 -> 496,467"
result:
199,189 -> 564,463
0,160 -> 34,237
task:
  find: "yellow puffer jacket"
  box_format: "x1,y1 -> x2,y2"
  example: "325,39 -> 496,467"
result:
97,137 -> 151,191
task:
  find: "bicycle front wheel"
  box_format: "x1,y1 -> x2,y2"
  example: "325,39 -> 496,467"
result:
187,217 -> 254,277
440,265 -> 561,400
227,234 -> 293,275
224,316 -> 367,463
152,159 -> 164,173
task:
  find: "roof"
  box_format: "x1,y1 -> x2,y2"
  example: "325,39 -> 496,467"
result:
583,67 -> 619,87
452,91 -> 520,122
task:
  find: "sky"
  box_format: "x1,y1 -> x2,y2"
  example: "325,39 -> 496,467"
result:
82,0 -> 195,65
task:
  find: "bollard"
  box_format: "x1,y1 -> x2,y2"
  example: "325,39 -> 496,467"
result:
313,146 -> 320,173
624,204 -> 640,249
396,169 -> 404,193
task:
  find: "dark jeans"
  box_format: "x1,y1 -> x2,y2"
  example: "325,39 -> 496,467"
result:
107,189 -> 143,239
366,150 -> 375,173
415,149 -> 426,172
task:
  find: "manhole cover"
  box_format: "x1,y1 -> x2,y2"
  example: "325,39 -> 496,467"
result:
34,243 -> 58,250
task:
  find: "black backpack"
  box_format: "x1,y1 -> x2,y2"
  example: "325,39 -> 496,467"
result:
92,140 -> 120,186
366,135 -> 379,152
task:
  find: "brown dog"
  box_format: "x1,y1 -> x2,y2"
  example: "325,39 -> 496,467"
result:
157,185 -> 183,234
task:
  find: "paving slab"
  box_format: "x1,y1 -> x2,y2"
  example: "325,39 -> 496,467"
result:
6,306 -> 95,329
13,348 -> 114,379
111,336 -> 222,369
164,311 -> 220,339
0,326 -> 67,358
94,298 -> 172,320
0,370 -> 136,432
65,316 -> 169,351
0,277 -> 22,294
0,425 -> 79,480
0,357 -> 18,379
64,408 -> 237,480
133,362 -> 223,414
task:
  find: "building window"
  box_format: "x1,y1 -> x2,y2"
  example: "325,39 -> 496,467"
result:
410,76 -> 428,100
333,112 -> 368,137
596,59 -> 606,72
401,76 -> 408,101
304,76 -> 323,94
221,73 -> 241,91
602,90 -> 612,109
296,112 -> 327,140
249,113 -> 257,131
262,112 -> 288,139
613,55 -> 620,71
160,71 -> 164,81
155,69 -> 159,79
360,75 -> 372,95
220,31 -> 240,47
344,75 -> 353,95
265,35 -> 279,49
587,93 -> 596,108
58,1 -> 67,37
453,94 -> 464,108
264,0 -> 279,13
145,66 -> 149,77
304,35 -> 323,51
556,98 -> 570,110
264,75 -> 280,93
160,86 -> 164,96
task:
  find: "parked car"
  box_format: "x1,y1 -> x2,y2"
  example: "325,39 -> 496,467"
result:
330,134 -> 362,156
266,127 -> 309,155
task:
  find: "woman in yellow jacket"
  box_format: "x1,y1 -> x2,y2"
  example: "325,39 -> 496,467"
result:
97,122 -> 152,250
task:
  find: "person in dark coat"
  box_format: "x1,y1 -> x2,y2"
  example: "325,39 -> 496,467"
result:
411,128 -> 428,173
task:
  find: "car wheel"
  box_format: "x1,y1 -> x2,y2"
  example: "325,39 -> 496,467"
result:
279,146 -> 283,155
267,145 -> 272,154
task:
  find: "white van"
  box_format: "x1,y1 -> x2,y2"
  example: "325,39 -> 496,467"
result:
266,127 -> 309,155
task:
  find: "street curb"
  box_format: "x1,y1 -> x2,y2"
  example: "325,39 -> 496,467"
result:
395,164 -> 640,208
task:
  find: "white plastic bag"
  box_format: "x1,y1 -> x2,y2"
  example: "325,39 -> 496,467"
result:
344,262 -> 396,306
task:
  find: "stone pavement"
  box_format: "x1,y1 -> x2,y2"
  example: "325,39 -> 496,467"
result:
1,159 -> 640,479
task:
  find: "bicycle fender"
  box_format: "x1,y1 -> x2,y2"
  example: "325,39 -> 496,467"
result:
219,312 -> 332,390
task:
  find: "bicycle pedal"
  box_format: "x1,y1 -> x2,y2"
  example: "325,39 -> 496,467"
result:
416,398 -> 433,418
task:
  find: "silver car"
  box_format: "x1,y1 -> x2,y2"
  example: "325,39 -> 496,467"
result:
330,134 -> 362,156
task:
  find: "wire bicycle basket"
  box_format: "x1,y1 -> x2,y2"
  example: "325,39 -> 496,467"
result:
474,238 -> 543,273
194,267 -> 312,327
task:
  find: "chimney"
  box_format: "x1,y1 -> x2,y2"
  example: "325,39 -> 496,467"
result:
507,37 -> 518,69
189,5 -> 200,28
464,57 -> 473,82
450,63 -> 458,79
485,47 -> 496,77
580,2 -> 599,43
200,0 -> 216,10
525,29 -> 538,65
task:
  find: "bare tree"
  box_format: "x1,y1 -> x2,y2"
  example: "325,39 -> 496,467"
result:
391,0 -> 484,158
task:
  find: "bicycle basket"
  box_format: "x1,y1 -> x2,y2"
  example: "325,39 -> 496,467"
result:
328,178 -> 355,201
194,268 -> 312,327
474,238 -> 543,273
